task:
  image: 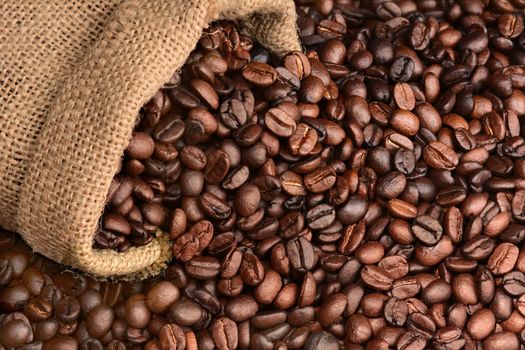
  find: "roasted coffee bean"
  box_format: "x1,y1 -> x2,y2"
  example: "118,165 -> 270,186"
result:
246,216 -> 279,240
501,271 -> 525,296
361,265 -> 393,292
265,106 -> 297,138
299,76 -> 325,104
355,241 -> 384,265
432,326 -> 465,350
337,195 -> 368,225
169,298 -> 205,327
55,295 -> 80,322
384,297 -> 408,327
124,294 -> 151,329
242,62 -> 277,86
254,269 -> 282,305
318,293 -> 347,326
185,256 -> 221,280
387,199 -> 417,219
390,56 -> 415,82
233,123 -> 263,148
273,282 -> 298,310
198,192 -> 230,220
412,215 -> 443,246
394,83 -> 416,111
283,51 -> 311,80
185,107 -> 218,144
159,323 -> 186,350
211,317 -> 238,350
204,149 -> 231,184
305,204 -> 335,230
233,183 -> 260,217
483,331 -> 520,350
391,276 -> 421,300
220,89 -> 254,129
42,336 -> 79,350
179,145 -> 207,170
240,253 -> 265,286
423,141 -> 459,170
297,272 -> 317,308
345,96 -> 370,128
421,279 -> 451,305
289,123 -> 318,156
407,312 -> 436,340
376,171 -> 406,199
499,14 -> 524,39
451,273 -> 478,305
286,237 -> 315,273
85,305 -> 114,339
338,221 -> 365,255
304,331 -> 339,350
487,242 -> 519,275
466,308 -> 496,340
222,166 -> 249,190
391,109 -> 420,136
394,149 -> 416,175
346,314 -> 373,344
126,132 -> 155,160
189,79 -> 219,109
304,166 -> 336,193
224,294 -> 259,322
0,316 -> 33,348
378,256 -> 409,280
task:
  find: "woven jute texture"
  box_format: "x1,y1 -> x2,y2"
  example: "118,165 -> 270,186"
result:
0,0 -> 300,280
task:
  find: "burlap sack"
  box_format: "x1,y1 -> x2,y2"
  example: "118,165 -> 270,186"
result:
0,0 -> 300,280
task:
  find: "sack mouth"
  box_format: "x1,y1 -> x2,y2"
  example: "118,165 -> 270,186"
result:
15,52 -> 175,278
10,0 -> 299,279
81,231 -> 173,281
15,0 -> 213,279
16,107 -> 174,278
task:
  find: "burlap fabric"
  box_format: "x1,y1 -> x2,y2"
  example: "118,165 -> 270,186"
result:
0,0 -> 300,280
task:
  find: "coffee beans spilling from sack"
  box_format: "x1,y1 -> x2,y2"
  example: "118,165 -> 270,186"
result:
0,0 -> 301,279
5,0 -> 525,349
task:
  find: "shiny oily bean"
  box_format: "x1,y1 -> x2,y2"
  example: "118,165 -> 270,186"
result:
391,277 -> 421,300
185,256 -> 221,280
421,279 -> 451,305
242,62 -> 277,86
414,102 -> 441,133
361,265 -> 393,292
304,166 -> 336,193
423,141 -> 459,170
376,172 -> 407,200
254,270 -> 282,305
411,215 -> 443,246
224,295 -> 259,323
487,242 -> 519,275
318,293 -> 347,326
378,256 -> 409,280
390,110 -> 420,137
387,199 -> 417,219
467,309 -> 496,341
501,271 -> 525,296
393,83 -> 416,111
384,297 -> 408,327
415,236 -> 454,267
355,242 -> 384,265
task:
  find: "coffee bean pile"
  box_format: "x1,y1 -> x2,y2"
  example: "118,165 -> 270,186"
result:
5,0 -> 525,349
